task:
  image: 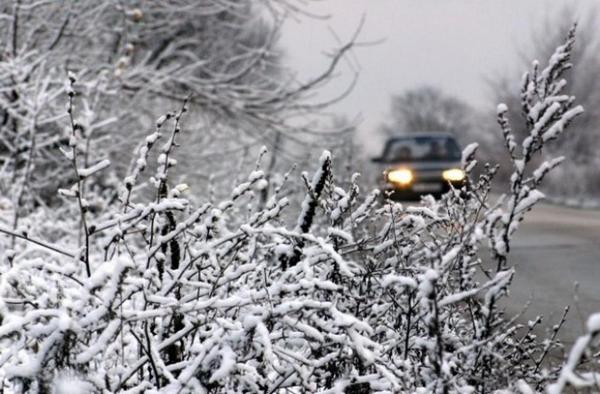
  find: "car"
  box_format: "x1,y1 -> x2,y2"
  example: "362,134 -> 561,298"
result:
372,132 -> 466,200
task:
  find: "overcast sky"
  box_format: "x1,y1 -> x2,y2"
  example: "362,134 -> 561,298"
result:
281,0 -> 596,153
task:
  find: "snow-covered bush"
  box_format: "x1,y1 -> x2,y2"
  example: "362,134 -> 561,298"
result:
0,25 -> 597,394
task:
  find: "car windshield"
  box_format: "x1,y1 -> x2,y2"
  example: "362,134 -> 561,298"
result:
383,135 -> 461,162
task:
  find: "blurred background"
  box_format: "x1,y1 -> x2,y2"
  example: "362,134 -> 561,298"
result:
283,0 -> 600,204
1,0 -> 599,212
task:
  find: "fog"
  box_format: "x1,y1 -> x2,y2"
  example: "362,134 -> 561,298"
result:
282,0 -> 597,153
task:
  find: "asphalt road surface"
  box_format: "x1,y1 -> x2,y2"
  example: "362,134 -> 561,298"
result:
500,201 -> 600,345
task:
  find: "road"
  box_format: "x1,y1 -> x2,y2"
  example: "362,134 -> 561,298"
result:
500,201 -> 600,345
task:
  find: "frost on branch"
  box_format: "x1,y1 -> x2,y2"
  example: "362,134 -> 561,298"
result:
489,24 -> 583,271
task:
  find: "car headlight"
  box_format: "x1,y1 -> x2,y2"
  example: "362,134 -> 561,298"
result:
442,168 -> 466,182
387,168 -> 413,186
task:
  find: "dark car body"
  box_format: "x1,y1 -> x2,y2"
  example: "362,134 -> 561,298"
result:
372,133 -> 465,200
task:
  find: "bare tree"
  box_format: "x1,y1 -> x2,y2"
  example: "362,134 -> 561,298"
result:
0,0 -> 360,234
379,86 -> 475,141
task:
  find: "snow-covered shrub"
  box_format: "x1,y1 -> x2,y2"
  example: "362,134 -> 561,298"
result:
0,25 -> 597,394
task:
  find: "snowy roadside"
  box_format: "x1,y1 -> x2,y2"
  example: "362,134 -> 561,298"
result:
490,199 -> 600,346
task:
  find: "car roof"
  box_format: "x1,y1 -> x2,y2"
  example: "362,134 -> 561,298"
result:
385,132 -> 457,142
